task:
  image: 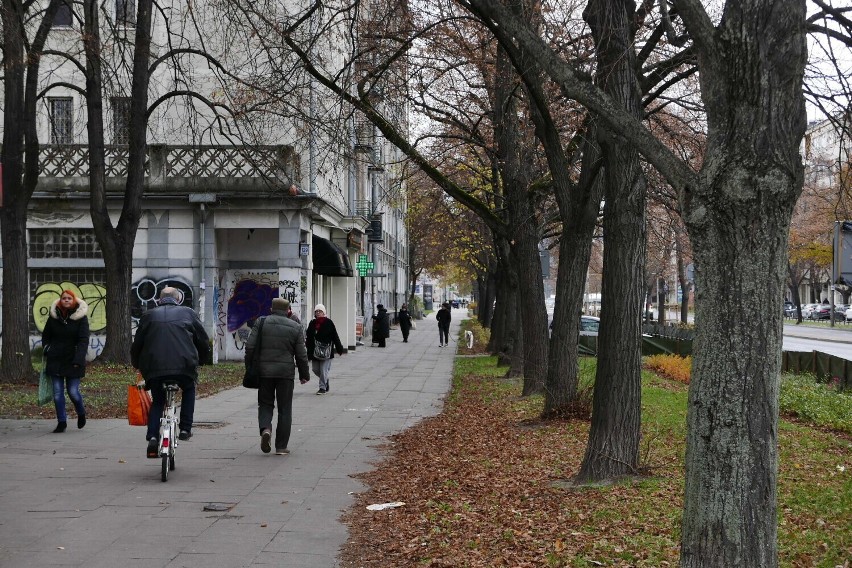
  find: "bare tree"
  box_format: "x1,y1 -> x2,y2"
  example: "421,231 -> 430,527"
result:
0,0 -> 63,382
462,0 -> 808,564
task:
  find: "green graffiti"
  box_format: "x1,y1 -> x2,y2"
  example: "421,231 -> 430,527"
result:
33,282 -> 107,332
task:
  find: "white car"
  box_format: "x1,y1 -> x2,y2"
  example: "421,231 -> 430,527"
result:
580,315 -> 600,336
801,303 -> 820,319
845,306 -> 852,322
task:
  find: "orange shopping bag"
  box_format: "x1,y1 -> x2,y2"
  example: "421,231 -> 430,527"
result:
127,377 -> 152,426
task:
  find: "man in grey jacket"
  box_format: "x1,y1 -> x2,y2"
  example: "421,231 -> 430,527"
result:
132,287 -> 210,458
246,298 -> 310,455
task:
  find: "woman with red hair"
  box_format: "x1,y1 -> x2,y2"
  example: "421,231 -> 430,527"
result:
41,290 -> 90,433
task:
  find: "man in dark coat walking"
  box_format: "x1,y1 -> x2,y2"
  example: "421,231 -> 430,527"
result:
246,298 -> 310,455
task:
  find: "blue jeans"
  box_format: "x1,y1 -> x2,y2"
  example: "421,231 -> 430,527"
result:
312,359 -> 332,391
145,376 -> 196,441
51,376 -> 86,422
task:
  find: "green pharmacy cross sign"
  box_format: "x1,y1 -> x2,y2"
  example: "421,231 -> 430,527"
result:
356,254 -> 374,277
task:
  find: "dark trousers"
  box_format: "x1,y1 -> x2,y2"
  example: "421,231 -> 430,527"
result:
377,337 -> 386,347
401,327 -> 410,342
258,377 -> 295,451
439,324 -> 450,344
146,375 -> 195,441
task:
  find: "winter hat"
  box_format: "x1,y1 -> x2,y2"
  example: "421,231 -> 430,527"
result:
272,298 -> 290,311
314,303 -> 326,314
377,304 -> 384,310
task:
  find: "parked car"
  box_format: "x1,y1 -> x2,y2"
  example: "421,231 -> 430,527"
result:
808,304 -> 832,320
580,315 -> 600,336
801,303 -> 820,319
845,306 -> 852,322
783,301 -> 795,317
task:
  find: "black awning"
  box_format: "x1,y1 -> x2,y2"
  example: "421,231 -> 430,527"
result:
312,235 -> 353,277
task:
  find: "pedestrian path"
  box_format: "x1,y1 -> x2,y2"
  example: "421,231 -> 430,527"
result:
0,309 -> 465,568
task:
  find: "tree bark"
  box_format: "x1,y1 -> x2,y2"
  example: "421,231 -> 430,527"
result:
0,1 -> 61,383
493,43 -> 547,394
577,0 -> 646,482
83,0 -> 151,363
678,1 -> 807,564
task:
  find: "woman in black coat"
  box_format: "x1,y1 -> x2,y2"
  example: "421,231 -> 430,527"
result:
306,304 -> 345,395
371,304 -> 390,347
397,303 -> 413,343
41,290 -> 90,433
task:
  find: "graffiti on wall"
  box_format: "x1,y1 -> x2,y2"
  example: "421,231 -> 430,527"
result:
131,277 -> 194,319
226,276 -> 279,332
216,271 -> 302,355
33,282 -> 107,332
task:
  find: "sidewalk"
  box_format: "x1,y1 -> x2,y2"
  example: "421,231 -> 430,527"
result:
0,311 -> 463,568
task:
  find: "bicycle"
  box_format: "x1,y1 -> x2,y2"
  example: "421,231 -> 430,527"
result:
157,380 -> 180,482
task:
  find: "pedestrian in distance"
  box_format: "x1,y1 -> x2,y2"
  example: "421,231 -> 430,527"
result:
436,302 -> 452,347
131,287 -> 210,458
284,300 -> 301,324
398,303 -> 413,343
372,304 -> 390,347
42,289 -> 90,433
246,298 -> 310,455
306,304 -> 345,395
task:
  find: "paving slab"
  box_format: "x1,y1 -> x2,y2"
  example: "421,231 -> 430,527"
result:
0,309 -> 465,567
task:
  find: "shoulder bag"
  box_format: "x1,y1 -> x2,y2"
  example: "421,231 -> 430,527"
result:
313,340 -> 333,360
243,318 -> 266,389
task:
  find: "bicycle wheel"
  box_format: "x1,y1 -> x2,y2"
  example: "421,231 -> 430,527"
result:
161,455 -> 169,482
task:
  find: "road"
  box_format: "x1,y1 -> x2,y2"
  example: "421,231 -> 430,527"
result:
782,323 -> 852,359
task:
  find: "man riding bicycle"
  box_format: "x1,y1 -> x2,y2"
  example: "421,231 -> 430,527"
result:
131,287 -> 210,458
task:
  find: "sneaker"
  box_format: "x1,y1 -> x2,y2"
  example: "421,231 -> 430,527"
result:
146,438 -> 159,459
178,430 -> 192,441
316,389 -> 326,395
275,449 -> 290,455
77,415 -> 86,429
260,430 -> 271,453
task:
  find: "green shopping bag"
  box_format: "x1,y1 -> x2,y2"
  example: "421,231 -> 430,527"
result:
37,362 -> 53,406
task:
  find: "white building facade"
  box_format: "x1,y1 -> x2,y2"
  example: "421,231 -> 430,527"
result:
2,0 -> 409,360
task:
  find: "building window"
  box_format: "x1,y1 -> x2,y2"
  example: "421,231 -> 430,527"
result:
54,0 -> 73,27
29,229 -> 103,259
111,97 -> 131,145
116,0 -> 136,26
49,98 -> 74,144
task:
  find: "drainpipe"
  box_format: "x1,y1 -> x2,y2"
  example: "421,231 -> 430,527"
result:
189,193 -> 216,328
199,202 -> 207,324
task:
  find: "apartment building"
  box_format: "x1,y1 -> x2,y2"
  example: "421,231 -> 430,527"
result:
2,0 -> 409,361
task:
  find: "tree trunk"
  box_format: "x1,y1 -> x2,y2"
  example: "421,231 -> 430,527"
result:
542,122 -> 604,416
0,0 -> 61,383
493,44 -> 547,394
678,2 -> 807,565
83,0 -> 151,363
577,0 -> 646,482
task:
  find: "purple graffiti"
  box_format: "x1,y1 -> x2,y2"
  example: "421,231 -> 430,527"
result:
227,279 -> 278,332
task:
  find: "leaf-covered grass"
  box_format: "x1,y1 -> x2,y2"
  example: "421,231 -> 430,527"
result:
779,373 -> 852,434
341,355 -> 852,568
0,362 -> 245,419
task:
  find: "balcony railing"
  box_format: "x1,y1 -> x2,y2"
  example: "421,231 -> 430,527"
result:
36,144 -> 296,181
352,199 -> 372,217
